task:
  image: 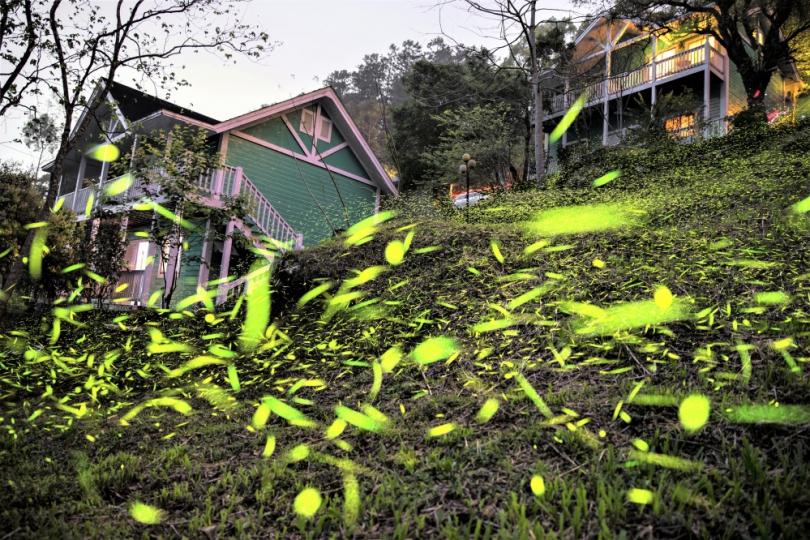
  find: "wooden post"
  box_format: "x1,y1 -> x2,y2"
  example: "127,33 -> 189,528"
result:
74,156 -> 87,207
163,236 -> 181,308
214,168 -> 224,199
603,98 -> 610,146
140,240 -> 157,306
604,25 -> 612,146
198,219 -> 213,288
651,34 -> 657,106
140,210 -> 159,306
723,45 -> 730,129
233,167 -> 243,196
704,36 -> 711,138
217,219 -> 235,304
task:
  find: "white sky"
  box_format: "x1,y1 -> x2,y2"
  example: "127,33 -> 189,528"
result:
0,0 -> 579,169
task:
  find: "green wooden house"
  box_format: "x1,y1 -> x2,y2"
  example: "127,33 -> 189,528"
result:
47,82 -> 397,306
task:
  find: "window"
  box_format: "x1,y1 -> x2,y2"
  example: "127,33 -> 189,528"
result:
134,241 -> 149,271
318,117 -> 332,143
299,109 -> 315,136
665,113 -> 696,137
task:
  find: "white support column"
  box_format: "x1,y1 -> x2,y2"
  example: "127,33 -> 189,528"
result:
704,36 -> 711,121
651,34 -> 657,106
54,173 -> 65,211
704,36 -> 711,139
603,99 -> 609,146
99,160 -> 110,187
74,156 -> 87,195
217,219 -> 235,303
141,240 -> 158,306
604,26 -> 612,146
198,219 -> 213,288
723,45 -> 730,120
140,210 -> 159,306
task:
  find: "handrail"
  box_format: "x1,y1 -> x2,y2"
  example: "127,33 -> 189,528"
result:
236,170 -> 304,251
215,262 -> 272,303
55,166 -> 304,252
547,44 -> 720,115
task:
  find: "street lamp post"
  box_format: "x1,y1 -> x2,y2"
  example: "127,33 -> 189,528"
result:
458,153 -> 476,220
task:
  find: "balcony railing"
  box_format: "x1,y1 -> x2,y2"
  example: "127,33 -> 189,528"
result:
547,45 -> 724,115
669,117 -> 730,144
55,166 -> 304,251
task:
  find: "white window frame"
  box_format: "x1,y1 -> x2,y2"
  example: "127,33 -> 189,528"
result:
134,241 -> 149,271
299,109 -> 316,136
317,116 -> 332,143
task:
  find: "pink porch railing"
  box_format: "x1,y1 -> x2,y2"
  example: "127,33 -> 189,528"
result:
201,166 -> 304,251
55,166 -> 304,252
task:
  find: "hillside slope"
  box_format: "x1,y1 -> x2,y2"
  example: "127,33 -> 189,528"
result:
2,122 -> 810,539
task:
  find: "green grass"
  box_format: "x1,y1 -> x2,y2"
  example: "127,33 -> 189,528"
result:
2,122 -> 810,538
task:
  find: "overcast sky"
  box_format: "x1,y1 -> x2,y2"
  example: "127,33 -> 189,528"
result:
0,0 -> 580,170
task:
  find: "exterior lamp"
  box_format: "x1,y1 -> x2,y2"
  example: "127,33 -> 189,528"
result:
459,153 -> 476,219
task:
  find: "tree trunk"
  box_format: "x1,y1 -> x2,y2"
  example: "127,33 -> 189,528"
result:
529,1 -> 545,188
535,81 -> 545,187
522,112 -> 532,182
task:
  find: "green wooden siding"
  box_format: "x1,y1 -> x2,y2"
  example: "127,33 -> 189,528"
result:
227,136 -> 377,247
322,147 -> 371,179
241,116 -> 305,153
710,79 -> 722,120
174,235 -> 204,303
728,59 -> 748,115
611,38 -> 651,76
765,71 -> 784,111
242,108 -> 352,159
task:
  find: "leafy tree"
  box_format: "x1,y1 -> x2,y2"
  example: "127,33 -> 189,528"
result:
123,125 -> 252,309
391,51 -> 530,191
21,112 -> 60,173
424,104 -> 524,192
0,161 -> 41,287
587,0 -> 810,119
443,2 -> 586,187
0,0 -> 46,117
0,0 -> 275,328
75,209 -> 128,309
18,209 -> 86,305
324,38 -> 466,175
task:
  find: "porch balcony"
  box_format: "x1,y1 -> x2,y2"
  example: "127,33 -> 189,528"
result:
55,165 -> 304,251
547,44 -> 725,117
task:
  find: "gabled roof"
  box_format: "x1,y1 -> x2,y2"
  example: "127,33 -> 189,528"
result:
47,82 -> 396,196
215,86 -> 397,196
109,81 -> 220,125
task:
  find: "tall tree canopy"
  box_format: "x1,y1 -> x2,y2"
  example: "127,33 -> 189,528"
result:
391,50 -> 531,191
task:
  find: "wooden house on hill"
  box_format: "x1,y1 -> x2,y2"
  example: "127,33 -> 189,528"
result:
45,81 -> 397,306
542,12 -> 804,169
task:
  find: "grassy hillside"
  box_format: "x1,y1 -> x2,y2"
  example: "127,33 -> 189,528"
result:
2,122 -> 810,539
